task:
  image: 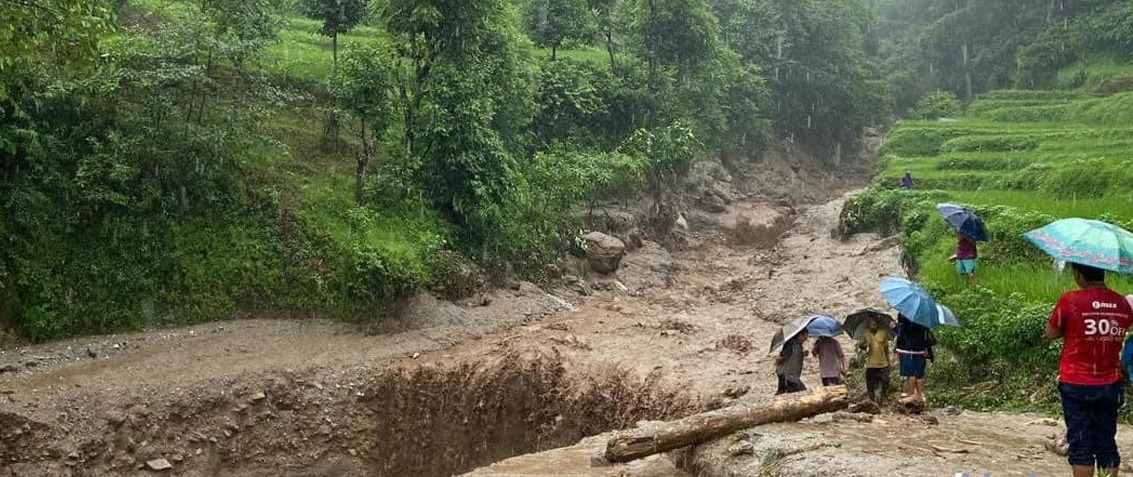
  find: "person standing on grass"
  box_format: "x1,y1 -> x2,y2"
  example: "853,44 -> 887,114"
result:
895,314 -> 933,402
950,231 -> 979,287
812,335 -> 846,386
1046,262 -> 1133,477
900,170 -> 915,189
775,330 -> 808,395
858,316 -> 892,404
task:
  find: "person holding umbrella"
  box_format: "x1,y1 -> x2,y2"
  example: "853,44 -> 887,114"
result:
895,314 -> 934,402
938,203 -> 987,287
1025,218 -> 1133,477
879,277 -> 962,404
950,231 -> 979,286
769,315 -> 820,395
775,330 -> 809,395
807,316 -> 846,386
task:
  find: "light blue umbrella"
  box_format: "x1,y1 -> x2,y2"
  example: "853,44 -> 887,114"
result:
879,277 -> 962,329
1023,218 -> 1133,274
806,315 -> 843,337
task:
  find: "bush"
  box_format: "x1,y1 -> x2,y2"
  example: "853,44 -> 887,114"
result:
910,90 -> 962,120
935,156 -> 1034,171
977,104 -> 1072,123
940,135 -> 1039,153
975,90 -> 1090,101
880,127 -> 985,157
965,99 -> 1079,117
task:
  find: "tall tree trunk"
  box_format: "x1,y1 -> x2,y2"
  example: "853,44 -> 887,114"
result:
551,44 -> 557,61
605,30 -> 617,72
962,43 -> 972,101
646,0 -> 659,91
355,117 -> 369,205
333,32 -> 339,76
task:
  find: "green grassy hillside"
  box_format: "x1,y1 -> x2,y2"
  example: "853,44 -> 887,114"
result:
843,89 -> 1133,411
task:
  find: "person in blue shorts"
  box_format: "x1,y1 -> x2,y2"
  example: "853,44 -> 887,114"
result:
949,231 -> 978,287
895,314 -> 934,403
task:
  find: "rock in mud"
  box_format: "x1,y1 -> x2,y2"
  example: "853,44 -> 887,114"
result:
1045,436 -> 1069,456
728,440 -> 755,457
699,193 -> 728,213
847,401 -> 882,415
894,396 -> 925,415
722,385 -> 750,399
675,214 -> 689,231
583,232 -> 626,274
832,411 -> 874,423
146,458 -> 173,471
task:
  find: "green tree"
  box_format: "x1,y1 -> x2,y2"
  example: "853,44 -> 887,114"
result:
623,0 -> 719,88
336,44 -> 396,205
618,120 -> 698,206
717,0 -> 885,150
588,0 -> 619,70
297,0 -> 368,70
525,0 -> 592,60
911,90 -> 961,120
381,0 -> 537,248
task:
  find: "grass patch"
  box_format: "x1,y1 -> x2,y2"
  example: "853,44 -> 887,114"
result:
266,15 -> 383,83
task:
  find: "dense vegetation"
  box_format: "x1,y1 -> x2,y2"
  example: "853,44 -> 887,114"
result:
1,0 -> 886,340
842,86 -> 1133,412
11,0 -> 1133,418
869,0 -> 1133,112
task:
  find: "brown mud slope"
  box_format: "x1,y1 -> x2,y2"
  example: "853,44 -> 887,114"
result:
1,352 -> 693,476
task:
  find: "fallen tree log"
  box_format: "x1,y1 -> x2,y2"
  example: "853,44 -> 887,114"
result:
601,385 -> 848,464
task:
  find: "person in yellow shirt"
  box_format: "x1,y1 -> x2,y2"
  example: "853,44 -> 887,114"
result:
858,315 -> 892,404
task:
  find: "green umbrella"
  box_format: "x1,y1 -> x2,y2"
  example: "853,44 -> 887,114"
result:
1023,218 -> 1133,274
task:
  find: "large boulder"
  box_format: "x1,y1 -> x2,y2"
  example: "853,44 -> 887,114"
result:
583,231 -> 627,274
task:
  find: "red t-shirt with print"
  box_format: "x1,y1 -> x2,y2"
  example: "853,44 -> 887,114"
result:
1049,287 -> 1133,385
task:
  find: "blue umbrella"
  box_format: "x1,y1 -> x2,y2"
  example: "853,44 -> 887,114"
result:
879,277 -> 962,329
806,315 -> 843,337
937,203 -> 988,242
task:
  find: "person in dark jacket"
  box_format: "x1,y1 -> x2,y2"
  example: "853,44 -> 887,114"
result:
900,170 -> 915,189
775,331 -> 808,395
895,314 -> 934,402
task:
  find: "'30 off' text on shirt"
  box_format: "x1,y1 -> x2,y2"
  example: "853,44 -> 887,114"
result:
1048,287 -> 1133,385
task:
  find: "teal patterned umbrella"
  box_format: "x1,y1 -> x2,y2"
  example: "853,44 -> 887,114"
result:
1023,218 -> 1133,274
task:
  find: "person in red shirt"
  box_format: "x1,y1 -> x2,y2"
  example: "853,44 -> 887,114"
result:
949,231 -> 978,287
1045,262 -> 1133,477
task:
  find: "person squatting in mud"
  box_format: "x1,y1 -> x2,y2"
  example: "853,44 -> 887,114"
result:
775,330 -> 808,394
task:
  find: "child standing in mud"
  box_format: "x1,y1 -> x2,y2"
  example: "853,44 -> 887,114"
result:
775,331 -> 808,395
812,336 -> 846,386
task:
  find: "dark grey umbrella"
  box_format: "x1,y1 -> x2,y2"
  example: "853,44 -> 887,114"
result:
843,308 -> 893,341
768,315 -> 821,355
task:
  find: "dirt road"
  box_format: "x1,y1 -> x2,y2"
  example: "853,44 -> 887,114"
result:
0,160 -> 1119,477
